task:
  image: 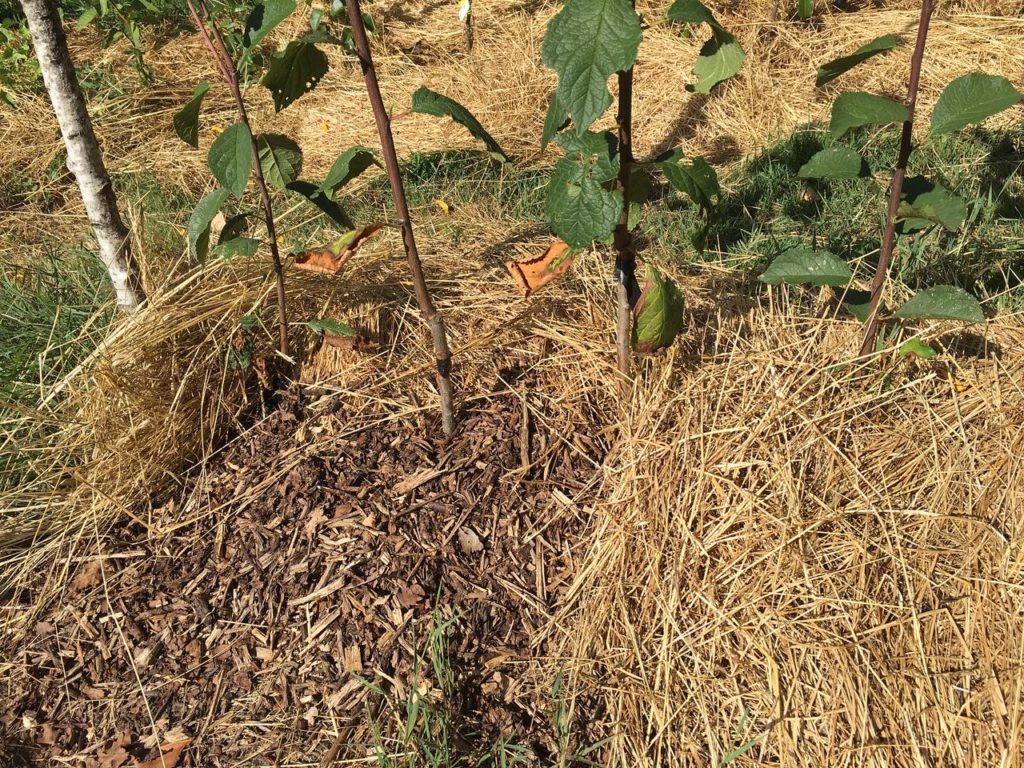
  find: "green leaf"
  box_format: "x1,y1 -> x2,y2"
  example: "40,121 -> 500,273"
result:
208,122 -> 253,198
411,86 -> 510,162
244,0 -> 296,47
626,164 -> 652,230
656,152 -> 719,211
759,247 -> 852,287
286,180 -> 354,228
545,131 -> 622,247
306,318 -> 356,336
690,28 -> 744,94
187,187 -> 230,262
541,92 -> 570,150
218,212 -> 249,244
816,34 -> 900,87
893,285 -> 984,323
318,146 -> 378,196
930,73 -> 1022,135
541,0 -> 641,134
841,288 -> 874,322
212,237 -> 260,260
75,6 -> 98,30
897,176 -> 967,232
898,337 -> 936,359
173,82 -> 210,148
797,0 -> 812,21
261,39 -> 329,111
829,92 -> 909,138
797,146 -> 871,179
633,267 -> 685,353
666,0 -> 715,24
257,133 -> 303,189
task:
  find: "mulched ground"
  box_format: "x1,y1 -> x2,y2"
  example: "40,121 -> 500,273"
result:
1,372 -> 607,766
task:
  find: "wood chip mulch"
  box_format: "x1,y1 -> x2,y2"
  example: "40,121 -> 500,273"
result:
2,374 -> 608,766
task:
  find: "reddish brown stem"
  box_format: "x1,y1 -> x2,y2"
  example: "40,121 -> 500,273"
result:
186,0 -> 291,362
345,0 -> 455,437
858,0 -> 933,357
613,50 -> 637,379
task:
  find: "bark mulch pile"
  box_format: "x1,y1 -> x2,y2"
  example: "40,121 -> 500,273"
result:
2,374 -> 608,766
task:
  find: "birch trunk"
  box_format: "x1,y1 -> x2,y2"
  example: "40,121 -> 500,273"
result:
20,0 -> 144,311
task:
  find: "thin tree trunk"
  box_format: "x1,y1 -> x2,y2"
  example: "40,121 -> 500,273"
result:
21,0 -> 143,312
858,0 -> 933,356
613,46 -> 637,379
345,0 -> 456,437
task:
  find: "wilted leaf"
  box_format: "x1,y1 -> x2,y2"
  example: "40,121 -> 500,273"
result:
306,318 -> 356,336
759,247 -> 851,287
632,267 -> 685,353
257,133 -> 303,189
541,0 -> 642,134
545,131 -> 622,247
71,560 -> 104,591
829,92 -> 909,138
505,240 -> 575,297
897,176 -> 967,232
173,82 -> 209,148
797,146 -> 871,179
411,86 -> 510,162
815,34 -> 900,87
893,285 -> 984,322
208,122 -> 253,198
137,737 -> 191,768
292,224 -> 382,273
244,0 -> 296,47
319,146 -> 378,195
931,73 -> 1022,135
398,583 -> 426,608
187,187 -> 230,262
262,39 -> 329,111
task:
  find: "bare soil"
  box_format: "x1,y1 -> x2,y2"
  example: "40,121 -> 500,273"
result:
2,372 -> 607,766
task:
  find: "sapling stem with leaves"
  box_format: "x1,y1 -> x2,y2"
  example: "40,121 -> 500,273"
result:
344,0 -> 456,437
858,0 -> 932,357
185,0 -> 290,360
612,0 -> 637,378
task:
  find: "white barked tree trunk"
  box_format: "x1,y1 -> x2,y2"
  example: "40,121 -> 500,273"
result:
20,0 -> 144,311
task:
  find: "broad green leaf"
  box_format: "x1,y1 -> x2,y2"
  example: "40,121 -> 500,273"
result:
841,288 -> 874,322
218,212 -> 249,244
930,73 -> 1022,135
545,131 -> 622,247
411,86 -> 510,162
286,180 -> 354,228
212,237 -> 260,260
262,40 -> 329,111
656,152 -> 719,211
666,0 -> 715,24
760,247 -> 852,287
257,133 -> 303,189
797,0 -> 812,21
690,29 -> 744,93
897,176 -> 967,232
797,146 -> 871,179
319,146 -> 378,195
208,122 -> 253,198
829,92 -> 909,138
173,81 -> 210,148
541,0 -> 641,134
626,165 -> 652,230
816,34 -> 900,87
244,0 -> 296,47
633,267 -> 685,353
75,6 -> 98,30
894,285 -> 984,322
306,318 -> 356,336
898,337 -> 936,359
187,187 -> 230,262
541,92 -> 570,150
